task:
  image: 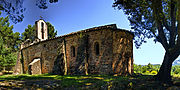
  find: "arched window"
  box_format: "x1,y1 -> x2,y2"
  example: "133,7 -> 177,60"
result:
94,42 -> 100,55
41,22 -> 44,39
71,46 -> 75,57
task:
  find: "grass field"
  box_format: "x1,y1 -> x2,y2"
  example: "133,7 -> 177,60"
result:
0,74 -> 179,89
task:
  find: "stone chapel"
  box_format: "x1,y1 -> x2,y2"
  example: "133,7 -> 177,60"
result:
13,19 -> 134,75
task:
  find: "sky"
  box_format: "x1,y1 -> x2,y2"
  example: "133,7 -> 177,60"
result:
1,0 -> 167,65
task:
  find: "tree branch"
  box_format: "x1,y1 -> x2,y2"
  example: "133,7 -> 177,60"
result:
169,0 -> 176,48
170,0 -> 180,60
170,46 -> 180,62
162,19 -> 171,32
177,0 -> 180,43
157,24 -> 169,51
152,0 -> 169,51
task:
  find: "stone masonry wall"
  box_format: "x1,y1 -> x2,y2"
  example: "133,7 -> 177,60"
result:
21,38 -> 65,74
65,33 -> 88,75
65,29 -> 114,75
14,25 -> 134,75
112,30 -> 133,75
87,29 -> 113,74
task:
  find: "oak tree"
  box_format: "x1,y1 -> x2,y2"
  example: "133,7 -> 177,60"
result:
113,0 -> 180,83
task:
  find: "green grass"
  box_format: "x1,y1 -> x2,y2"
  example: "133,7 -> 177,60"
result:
0,74 -> 179,89
0,74 -> 133,88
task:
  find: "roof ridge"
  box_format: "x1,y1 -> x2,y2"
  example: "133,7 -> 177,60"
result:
55,24 -> 117,38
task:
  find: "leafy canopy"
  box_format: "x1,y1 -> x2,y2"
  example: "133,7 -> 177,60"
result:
46,22 -> 57,39
113,0 -> 178,49
0,11 -> 21,69
21,25 -> 36,42
0,0 -> 58,23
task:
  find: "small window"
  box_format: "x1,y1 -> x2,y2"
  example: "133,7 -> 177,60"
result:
41,22 -> 44,39
94,42 -> 100,55
71,46 -> 75,57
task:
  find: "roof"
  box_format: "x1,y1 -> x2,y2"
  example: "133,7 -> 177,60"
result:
48,24 -> 134,40
21,24 -> 134,50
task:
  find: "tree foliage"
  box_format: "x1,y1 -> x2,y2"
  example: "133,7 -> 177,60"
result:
113,0 -> 180,82
0,12 -> 21,51
171,65 -> 180,74
21,25 -> 36,42
0,0 -> 58,23
46,22 -> 57,39
113,0 -> 168,48
0,12 -> 21,70
134,64 -> 180,75
134,63 -> 158,74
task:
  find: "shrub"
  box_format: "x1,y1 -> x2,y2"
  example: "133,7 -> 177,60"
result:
174,69 -> 180,74
145,71 -> 150,74
151,71 -> 157,75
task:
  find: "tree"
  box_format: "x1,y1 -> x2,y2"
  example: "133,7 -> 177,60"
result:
46,22 -> 57,39
0,0 -> 58,23
0,12 -> 21,50
0,37 -> 17,71
0,12 -> 21,70
113,0 -> 180,83
147,63 -> 153,72
171,65 -> 180,74
21,25 -> 36,42
21,21 -> 57,41
133,64 -> 143,73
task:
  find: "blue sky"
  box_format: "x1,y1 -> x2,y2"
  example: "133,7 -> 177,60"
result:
2,0 -> 166,65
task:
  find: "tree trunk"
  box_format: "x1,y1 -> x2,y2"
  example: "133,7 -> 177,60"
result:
155,52 -> 173,84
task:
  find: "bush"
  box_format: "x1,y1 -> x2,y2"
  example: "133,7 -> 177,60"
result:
2,71 -> 13,75
151,71 -> 157,75
145,71 -> 150,74
174,69 -> 180,74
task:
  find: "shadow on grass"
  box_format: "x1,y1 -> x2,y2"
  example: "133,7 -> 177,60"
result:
0,74 -> 179,89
